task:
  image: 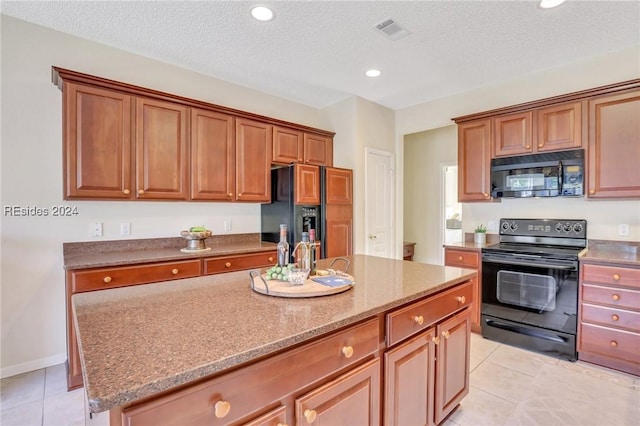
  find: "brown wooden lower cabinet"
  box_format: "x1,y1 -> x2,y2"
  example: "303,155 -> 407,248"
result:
444,247 -> 482,333
108,279 -> 473,426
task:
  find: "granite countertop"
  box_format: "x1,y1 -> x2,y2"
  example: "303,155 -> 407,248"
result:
73,254 -> 477,413
580,240 -> 640,266
443,232 -> 500,251
63,234 -> 277,270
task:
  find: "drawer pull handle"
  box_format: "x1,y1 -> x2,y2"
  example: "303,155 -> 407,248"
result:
413,315 -> 424,326
171,268 -> 179,275
268,256 -> 274,262
225,262 -> 232,268
304,409 -> 317,424
611,314 -> 619,322
612,274 -> 621,281
458,256 -> 463,261
610,341 -> 618,348
138,189 -> 144,195
442,330 -> 450,339
123,189 -> 130,195
612,294 -> 620,301
103,276 -> 112,283
342,346 -> 354,359
457,296 -> 466,304
432,336 -> 440,345
214,400 -> 231,418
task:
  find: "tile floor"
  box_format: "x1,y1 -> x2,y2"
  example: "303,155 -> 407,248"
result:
1,334 -> 638,426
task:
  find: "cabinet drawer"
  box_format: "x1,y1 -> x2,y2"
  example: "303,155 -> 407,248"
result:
579,323 -> 640,365
582,264 -> 640,289
582,284 -> 640,311
204,251 -> 276,275
70,260 -> 202,293
581,303 -> 640,331
444,249 -> 479,268
387,281 -> 473,347
121,319 -> 379,426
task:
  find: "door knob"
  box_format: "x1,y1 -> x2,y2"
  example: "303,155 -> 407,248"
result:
368,234 -> 378,240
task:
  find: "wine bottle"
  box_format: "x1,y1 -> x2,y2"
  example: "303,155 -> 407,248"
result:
276,224 -> 289,267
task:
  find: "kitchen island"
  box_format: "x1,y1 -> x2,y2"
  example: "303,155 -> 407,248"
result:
73,254 -> 477,425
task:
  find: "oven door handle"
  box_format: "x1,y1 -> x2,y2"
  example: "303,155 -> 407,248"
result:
482,257 -> 576,270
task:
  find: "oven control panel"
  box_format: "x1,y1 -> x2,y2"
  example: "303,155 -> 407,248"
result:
499,218 -> 587,238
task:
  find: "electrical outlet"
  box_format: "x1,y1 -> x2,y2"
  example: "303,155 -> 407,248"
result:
90,222 -> 103,237
120,222 -> 131,236
224,220 -> 232,232
618,224 -> 629,236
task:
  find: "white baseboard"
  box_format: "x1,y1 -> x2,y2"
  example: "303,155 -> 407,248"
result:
1,353 -> 67,379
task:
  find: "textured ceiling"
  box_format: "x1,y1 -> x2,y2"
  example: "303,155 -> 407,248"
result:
2,1 -> 639,110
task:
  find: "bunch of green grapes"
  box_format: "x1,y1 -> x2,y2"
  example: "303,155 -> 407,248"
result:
266,264 -> 294,281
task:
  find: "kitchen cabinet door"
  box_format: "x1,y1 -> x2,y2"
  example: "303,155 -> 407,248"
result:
458,119 -> 492,202
493,111 -> 533,157
384,330 -> 436,426
135,97 -> 189,200
273,125 -> 303,164
235,118 -> 272,202
325,209 -> 353,258
190,108 -> 235,201
587,90 -> 640,198
295,163 -> 321,205
325,167 -> 353,204
63,83 -> 133,199
435,309 -> 471,425
537,101 -> 583,152
304,133 -> 333,166
295,358 -> 380,426
444,248 -> 481,332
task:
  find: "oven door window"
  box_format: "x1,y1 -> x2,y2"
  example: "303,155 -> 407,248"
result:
497,270 -> 556,312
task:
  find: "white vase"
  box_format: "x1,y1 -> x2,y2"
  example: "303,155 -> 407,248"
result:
474,232 -> 486,245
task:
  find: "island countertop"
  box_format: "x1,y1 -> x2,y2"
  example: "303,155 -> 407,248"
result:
73,254 -> 477,413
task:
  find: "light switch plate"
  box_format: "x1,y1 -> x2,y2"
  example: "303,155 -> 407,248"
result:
618,224 -> 629,236
120,222 -> 131,236
90,222 -> 103,237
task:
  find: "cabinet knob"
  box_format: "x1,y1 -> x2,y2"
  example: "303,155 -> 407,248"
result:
171,268 -> 178,275
610,341 -> 618,348
611,314 -> 619,322
238,192 -> 243,197
304,409 -> 317,424
123,189 -> 130,195
268,256 -> 274,262
612,294 -> 620,301
341,346 -> 354,359
277,424 -> 288,426
225,262 -> 232,268
458,256 -> 463,261
432,336 -> 440,345
228,192 -> 233,197
413,315 -> 424,326
214,400 -> 231,418
612,274 -> 621,281
589,189 -> 595,195
103,276 -> 112,283
525,145 -> 531,149
483,193 -> 489,198
442,330 -> 450,339
138,189 -> 144,195
457,296 -> 466,304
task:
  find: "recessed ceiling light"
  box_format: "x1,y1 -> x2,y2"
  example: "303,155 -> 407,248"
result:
251,5 -> 274,21
366,69 -> 381,78
539,0 -> 566,9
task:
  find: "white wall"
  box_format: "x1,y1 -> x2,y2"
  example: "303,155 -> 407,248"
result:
396,46 -> 640,256
0,16 -> 334,377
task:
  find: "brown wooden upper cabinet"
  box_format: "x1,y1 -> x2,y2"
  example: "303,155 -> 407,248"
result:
190,108 -> 235,201
295,163 -> 321,205
587,90 -> 640,198
135,97 -> 189,200
63,83 -> 133,199
458,119 -> 492,202
273,125 -> 334,166
235,118 -> 272,202
493,101 -> 582,158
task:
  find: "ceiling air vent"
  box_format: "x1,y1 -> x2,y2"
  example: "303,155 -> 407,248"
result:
373,17 -> 410,41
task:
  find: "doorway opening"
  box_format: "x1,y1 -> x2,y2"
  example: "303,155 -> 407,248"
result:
441,163 -> 462,262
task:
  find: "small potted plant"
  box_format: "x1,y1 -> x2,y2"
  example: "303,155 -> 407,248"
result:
474,224 -> 487,245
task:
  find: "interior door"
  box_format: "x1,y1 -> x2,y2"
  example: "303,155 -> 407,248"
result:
365,148 -> 394,258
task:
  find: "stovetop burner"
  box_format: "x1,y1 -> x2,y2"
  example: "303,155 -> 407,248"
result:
483,242 -> 585,260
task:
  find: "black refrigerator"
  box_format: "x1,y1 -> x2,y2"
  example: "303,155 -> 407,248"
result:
261,165 -> 325,263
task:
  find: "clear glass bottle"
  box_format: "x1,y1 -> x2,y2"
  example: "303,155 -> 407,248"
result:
298,232 -> 311,270
276,224 -> 289,267
309,229 -> 317,275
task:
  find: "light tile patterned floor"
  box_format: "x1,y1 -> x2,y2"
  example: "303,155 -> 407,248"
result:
1,334 -> 638,425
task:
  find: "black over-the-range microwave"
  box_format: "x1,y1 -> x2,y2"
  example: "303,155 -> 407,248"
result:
490,149 -> 584,198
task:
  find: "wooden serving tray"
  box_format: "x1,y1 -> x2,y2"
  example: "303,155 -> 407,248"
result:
249,271 -> 354,298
